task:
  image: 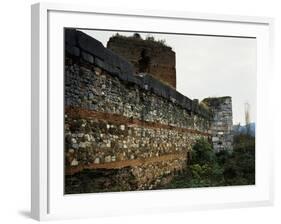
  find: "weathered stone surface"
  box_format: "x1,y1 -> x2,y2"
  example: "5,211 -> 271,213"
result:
81,51 -> 94,64
105,156 -> 111,163
94,157 -> 100,164
64,64 -> 210,132
68,149 -> 75,154
65,44 -> 80,57
76,30 -> 105,59
71,158 -> 79,166
64,29 -> 210,118
202,97 -> 233,152
107,35 -> 177,88
72,143 -> 79,149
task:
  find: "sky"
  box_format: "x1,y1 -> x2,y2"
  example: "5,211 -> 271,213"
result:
81,29 -> 256,125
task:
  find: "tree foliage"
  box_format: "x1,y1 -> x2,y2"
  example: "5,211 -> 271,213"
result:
161,135 -> 255,189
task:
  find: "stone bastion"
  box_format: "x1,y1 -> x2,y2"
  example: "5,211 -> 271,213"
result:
64,29 -> 233,193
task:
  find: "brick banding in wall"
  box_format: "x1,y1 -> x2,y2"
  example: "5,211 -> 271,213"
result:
65,106 -> 210,137
65,152 -> 186,175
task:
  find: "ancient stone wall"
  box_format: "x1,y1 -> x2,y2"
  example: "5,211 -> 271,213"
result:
65,30 -> 211,193
107,34 -> 177,88
202,97 -> 233,152
64,29 -> 213,192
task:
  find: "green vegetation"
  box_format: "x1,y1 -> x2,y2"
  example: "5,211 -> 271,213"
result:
160,134 -> 255,189
111,33 -> 171,48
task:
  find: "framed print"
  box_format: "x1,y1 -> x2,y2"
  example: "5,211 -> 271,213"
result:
31,2 -> 274,221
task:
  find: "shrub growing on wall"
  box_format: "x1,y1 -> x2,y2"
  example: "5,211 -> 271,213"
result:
189,138 -> 224,187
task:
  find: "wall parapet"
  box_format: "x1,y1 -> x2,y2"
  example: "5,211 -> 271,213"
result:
65,29 -> 211,119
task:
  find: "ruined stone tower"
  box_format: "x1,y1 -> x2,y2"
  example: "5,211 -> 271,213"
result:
202,97 -> 233,152
107,34 -> 177,88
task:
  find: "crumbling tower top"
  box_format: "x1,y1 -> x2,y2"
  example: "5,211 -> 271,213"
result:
107,33 -> 177,88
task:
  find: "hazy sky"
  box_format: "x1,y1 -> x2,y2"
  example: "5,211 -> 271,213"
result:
82,29 -> 256,125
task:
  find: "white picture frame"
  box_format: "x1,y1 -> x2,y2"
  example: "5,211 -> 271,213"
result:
31,2 -> 274,221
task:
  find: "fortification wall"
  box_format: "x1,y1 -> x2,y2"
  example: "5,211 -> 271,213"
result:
64,29 -> 212,192
202,97 -> 233,152
107,35 -> 177,88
